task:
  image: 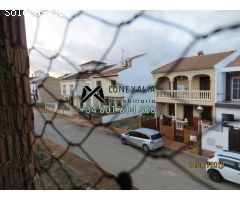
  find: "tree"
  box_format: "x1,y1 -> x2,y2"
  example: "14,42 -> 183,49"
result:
0,11 -> 37,189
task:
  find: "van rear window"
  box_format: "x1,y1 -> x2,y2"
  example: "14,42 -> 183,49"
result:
151,134 -> 162,140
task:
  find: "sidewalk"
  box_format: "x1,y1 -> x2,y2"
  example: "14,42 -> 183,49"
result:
163,138 -> 214,158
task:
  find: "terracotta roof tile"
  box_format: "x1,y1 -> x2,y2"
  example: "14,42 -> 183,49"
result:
152,51 -> 234,74
227,55 -> 240,67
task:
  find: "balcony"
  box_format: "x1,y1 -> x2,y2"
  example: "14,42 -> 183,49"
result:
156,90 -> 212,100
155,74 -> 213,102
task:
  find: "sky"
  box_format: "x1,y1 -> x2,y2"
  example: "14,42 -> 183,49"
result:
25,10 -> 240,85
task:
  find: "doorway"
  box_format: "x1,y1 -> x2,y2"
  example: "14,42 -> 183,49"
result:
200,76 -> 210,90
184,105 -> 193,126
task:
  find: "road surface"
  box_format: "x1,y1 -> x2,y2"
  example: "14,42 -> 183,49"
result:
34,111 -> 239,189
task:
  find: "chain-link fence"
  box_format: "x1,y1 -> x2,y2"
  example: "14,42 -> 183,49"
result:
1,10 -> 240,189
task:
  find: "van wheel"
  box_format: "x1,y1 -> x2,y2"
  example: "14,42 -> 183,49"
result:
143,145 -> 149,152
209,170 -> 222,182
121,138 -> 127,145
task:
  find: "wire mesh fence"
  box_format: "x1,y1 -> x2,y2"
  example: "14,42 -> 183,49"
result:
1,10 -> 240,189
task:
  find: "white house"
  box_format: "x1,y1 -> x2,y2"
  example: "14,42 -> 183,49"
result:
202,50 -> 240,153
59,60 -> 125,113
214,50 -> 240,122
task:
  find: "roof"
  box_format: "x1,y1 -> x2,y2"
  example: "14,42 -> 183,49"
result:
80,60 -> 106,67
227,55 -> 240,67
57,74 -> 74,80
92,68 -> 126,77
31,76 -> 55,84
60,65 -> 115,81
152,51 -> 234,74
134,128 -> 159,135
60,72 -> 93,81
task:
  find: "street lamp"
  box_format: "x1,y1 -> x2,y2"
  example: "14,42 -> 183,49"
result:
196,105 -> 203,155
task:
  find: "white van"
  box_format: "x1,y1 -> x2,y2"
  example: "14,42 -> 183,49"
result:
206,150 -> 240,185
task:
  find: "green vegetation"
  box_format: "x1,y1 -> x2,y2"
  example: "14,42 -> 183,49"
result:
36,103 -> 45,108
142,112 -> 155,118
111,117 -> 139,130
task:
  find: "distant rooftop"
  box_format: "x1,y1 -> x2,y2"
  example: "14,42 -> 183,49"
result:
61,64 -> 116,81
80,60 -> 106,67
92,68 -> 126,78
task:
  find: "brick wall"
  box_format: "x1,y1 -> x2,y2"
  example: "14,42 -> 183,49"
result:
159,116 -> 175,140
139,116 -> 160,131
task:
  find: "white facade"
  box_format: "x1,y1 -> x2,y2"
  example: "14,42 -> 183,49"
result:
30,72 -> 49,103
202,125 -> 229,152
216,107 -> 240,122
30,82 -> 40,102
214,50 -> 240,123
60,79 -> 92,97
215,51 -> 240,102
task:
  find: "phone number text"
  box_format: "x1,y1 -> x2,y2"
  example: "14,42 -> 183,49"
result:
80,105 -> 155,114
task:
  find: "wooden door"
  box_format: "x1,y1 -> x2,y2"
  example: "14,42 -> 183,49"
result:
229,128 -> 240,152
200,76 -> 210,90
184,105 -> 193,126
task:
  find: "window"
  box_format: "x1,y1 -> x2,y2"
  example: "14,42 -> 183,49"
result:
219,158 -> 239,170
151,134 -> 162,140
134,132 -> 145,139
116,100 -> 122,108
141,134 -> 150,140
96,81 -> 102,87
232,77 -> 240,100
69,84 -> 74,96
222,114 -> 234,122
128,131 -> 137,137
104,98 -> 109,106
177,84 -> 185,91
111,80 -> 117,86
62,84 -> 66,95
110,99 -> 115,107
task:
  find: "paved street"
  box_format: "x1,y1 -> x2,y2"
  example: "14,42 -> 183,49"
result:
34,111 -> 239,189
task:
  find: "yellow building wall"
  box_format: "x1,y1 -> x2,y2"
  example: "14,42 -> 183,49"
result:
156,103 -> 168,116
156,78 -> 170,90
191,77 -> 199,90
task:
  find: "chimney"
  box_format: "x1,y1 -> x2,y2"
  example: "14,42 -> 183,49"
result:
198,51 -> 204,56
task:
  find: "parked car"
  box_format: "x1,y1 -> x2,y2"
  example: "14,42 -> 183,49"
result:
121,128 -> 164,152
206,150 -> 240,184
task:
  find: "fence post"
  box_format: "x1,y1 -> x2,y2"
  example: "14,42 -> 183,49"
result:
139,115 -> 143,128
0,11 -> 37,189
171,117 -> 176,141
159,115 -> 163,135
